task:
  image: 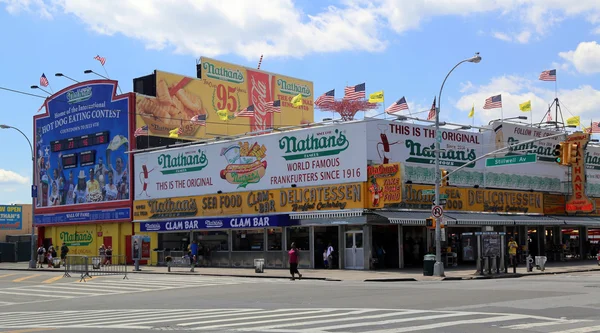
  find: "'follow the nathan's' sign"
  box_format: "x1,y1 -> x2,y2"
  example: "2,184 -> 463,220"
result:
134,122 -> 367,200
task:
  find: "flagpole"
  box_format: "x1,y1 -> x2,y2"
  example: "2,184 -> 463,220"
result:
101,64 -> 123,95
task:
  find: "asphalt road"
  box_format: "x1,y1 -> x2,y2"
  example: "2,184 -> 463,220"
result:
0,270 -> 599,332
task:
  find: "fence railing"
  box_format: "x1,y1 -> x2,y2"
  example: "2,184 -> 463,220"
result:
64,254 -> 128,282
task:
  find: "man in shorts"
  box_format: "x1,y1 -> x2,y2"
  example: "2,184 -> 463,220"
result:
36,245 -> 46,268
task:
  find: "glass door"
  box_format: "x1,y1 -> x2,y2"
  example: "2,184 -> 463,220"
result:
344,231 -> 364,269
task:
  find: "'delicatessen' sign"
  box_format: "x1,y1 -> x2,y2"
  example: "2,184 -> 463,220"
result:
133,183 -> 364,220
402,184 -> 543,214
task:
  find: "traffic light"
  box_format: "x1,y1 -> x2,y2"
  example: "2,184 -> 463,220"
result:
553,142 -> 567,165
566,143 -> 580,164
426,217 -> 435,229
440,169 -> 449,187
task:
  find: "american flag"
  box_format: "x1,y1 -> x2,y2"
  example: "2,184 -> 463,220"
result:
590,122 -> 600,133
134,125 -> 148,137
190,114 -> 207,125
40,73 -> 49,87
264,100 -> 281,113
385,97 -> 408,114
344,83 -> 365,100
483,94 -> 502,109
427,97 -> 437,120
547,112 -> 553,122
314,89 -> 335,107
237,105 -> 255,118
94,55 -> 106,66
539,69 -> 556,82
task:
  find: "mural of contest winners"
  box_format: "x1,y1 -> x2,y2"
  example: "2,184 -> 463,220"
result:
135,57 -> 314,141
33,81 -> 132,208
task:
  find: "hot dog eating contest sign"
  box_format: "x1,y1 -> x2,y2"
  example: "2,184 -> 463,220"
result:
134,122 -> 367,200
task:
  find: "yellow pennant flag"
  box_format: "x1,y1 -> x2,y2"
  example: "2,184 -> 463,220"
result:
217,109 -> 230,121
169,128 -> 180,138
368,91 -> 384,103
291,93 -> 303,107
519,100 -> 531,112
468,104 -> 474,118
567,116 -> 580,127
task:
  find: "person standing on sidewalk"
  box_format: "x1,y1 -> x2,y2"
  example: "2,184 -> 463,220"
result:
288,242 -> 302,281
508,237 -> 518,272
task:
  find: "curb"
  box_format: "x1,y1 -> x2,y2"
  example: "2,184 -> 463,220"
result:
129,270 -> 331,281
364,278 -> 418,282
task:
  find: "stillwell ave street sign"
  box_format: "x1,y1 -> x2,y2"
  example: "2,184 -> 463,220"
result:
485,154 -> 537,167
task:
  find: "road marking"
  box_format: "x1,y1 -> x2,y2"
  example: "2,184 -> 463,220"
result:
553,326 -> 600,333
41,276 -> 63,284
12,275 -> 40,283
99,309 -> 261,328
505,320 -> 589,329
17,287 -> 98,296
0,274 -> 18,279
0,328 -> 57,333
365,315 -> 529,333
0,290 -> 72,298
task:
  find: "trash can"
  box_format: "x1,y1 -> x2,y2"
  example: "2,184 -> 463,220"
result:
535,256 -> 547,271
423,254 -> 436,276
254,259 -> 265,273
52,258 -> 61,268
92,257 -> 101,269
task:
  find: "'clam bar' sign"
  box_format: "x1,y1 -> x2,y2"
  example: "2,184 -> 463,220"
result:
138,214 -> 294,232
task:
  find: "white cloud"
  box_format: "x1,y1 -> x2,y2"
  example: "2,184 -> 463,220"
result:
493,32 -> 512,42
3,0 -> 600,58
0,169 -> 29,184
594,26 -> 600,34
559,41 -> 600,74
455,75 -> 600,125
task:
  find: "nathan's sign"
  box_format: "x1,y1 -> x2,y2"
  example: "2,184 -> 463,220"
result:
366,163 -> 402,208
60,231 -> 93,246
366,120 -> 484,188
133,183 -> 365,220
134,122 -> 367,200
566,132 -> 595,214
403,184 -> 543,214
545,194 -> 600,216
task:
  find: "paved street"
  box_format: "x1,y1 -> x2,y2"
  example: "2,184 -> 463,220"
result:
0,270 -> 599,332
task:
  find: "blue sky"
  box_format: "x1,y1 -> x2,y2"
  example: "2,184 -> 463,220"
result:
1,0 -> 599,204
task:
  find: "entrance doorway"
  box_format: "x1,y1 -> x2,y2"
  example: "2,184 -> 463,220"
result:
314,226 -> 339,269
344,230 -> 364,269
372,225 -> 399,269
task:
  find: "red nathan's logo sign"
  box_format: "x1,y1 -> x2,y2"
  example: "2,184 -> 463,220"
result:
367,163 -> 400,177
246,69 -> 273,132
566,133 -> 595,214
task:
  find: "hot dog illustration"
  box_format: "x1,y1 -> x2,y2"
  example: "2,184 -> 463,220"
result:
220,160 -> 267,183
220,142 -> 268,188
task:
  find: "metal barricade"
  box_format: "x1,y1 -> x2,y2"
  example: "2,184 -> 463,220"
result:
63,254 -> 128,282
167,254 -> 194,272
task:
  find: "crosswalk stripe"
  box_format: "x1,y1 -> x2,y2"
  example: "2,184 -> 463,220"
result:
41,276 -> 63,284
505,320 -> 589,329
180,308 -> 324,328
12,275 -> 40,282
0,310 -> 141,326
96,309 -> 258,328
59,309 -> 191,327
553,325 -> 600,333
0,290 -> 73,298
236,310 -> 443,332
24,285 -> 108,293
18,286 -> 98,296
365,314 -> 529,333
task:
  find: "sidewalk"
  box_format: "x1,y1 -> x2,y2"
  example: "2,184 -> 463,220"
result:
1,260 -> 598,282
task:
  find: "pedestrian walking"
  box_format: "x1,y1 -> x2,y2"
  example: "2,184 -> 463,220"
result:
288,242 -> 302,280
36,245 -> 46,268
60,243 -> 69,265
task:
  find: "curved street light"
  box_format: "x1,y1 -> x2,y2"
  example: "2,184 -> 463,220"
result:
31,85 -> 51,96
55,73 -> 80,83
0,124 -> 37,269
433,53 -> 482,277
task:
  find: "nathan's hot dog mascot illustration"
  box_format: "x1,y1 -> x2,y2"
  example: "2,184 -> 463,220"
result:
368,175 -> 382,207
137,156 -> 155,198
220,141 -> 267,189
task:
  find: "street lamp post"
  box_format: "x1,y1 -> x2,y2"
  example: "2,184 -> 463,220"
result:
0,124 -> 37,269
31,85 -> 51,96
55,73 -> 80,83
84,70 -> 122,94
433,53 -> 482,277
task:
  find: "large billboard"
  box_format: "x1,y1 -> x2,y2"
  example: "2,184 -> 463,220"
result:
366,120 -> 485,187
134,122 -> 366,200
33,80 -> 133,225
0,205 -> 23,230
135,57 -> 314,140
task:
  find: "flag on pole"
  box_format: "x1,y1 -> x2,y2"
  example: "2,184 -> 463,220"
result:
589,122 -> 600,133
314,90 -> 335,107
427,97 -> 437,120
368,91 -> 384,103
483,94 -> 502,109
519,100 -> 531,112
539,69 -> 556,82
385,97 -> 408,114
547,112 -> 553,122
343,83 -> 366,100
94,55 -> 106,66
169,127 -> 182,138
40,73 -> 49,87
264,100 -> 281,113
291,93 -> 303,107
134,125 -> 148,137
237,105 -> 255,118
566,116 -> 580,127
468,104 -> 475,118
37,103 -> 45,113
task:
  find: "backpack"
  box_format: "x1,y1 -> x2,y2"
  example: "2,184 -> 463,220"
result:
37,247 -> 44,255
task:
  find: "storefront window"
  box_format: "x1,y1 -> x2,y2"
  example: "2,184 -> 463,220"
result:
197,231 -> 229,251
233,229 -> 264,251
288,227 -> 309,251
158,232 -> 189,252
267,228 -> 282,251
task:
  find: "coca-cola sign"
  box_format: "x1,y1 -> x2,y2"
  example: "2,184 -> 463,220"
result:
246,69 -> 273,132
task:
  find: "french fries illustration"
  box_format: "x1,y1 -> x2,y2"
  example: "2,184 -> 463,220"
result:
136,78 -> 208,136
